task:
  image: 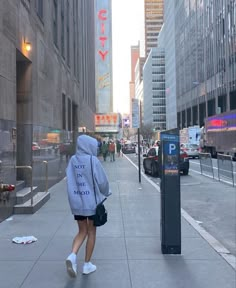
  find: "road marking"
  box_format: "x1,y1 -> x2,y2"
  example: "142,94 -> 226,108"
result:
181,182 -> 201,186
189,161 -> 200,165
125,154 -> 236,270
190,160 -> 236,175
190,168 -> 234,185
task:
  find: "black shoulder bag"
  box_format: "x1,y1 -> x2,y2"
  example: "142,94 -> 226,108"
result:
90,156 -> 107,227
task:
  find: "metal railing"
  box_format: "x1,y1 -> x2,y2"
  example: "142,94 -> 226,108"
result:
1,160 -> 49,206
43,161 -> 48,192
199,153 -> 214,179
199,153 -> 235,186
15,161 -> 49,206
217,154 -> 235,186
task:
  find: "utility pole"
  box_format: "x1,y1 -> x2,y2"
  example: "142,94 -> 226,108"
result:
138,100 -> 142,183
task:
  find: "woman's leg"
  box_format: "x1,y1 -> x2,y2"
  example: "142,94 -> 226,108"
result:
66,220 -> 88,277
85,219 -> 97,262
72,220 -> 88,254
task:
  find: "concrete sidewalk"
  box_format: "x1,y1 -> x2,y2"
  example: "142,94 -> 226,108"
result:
0,155 -> 235,288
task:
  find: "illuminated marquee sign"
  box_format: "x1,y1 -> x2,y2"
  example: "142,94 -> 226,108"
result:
98,9 -> 108,61
95,113 -> 121,133
95,114 -> 117,126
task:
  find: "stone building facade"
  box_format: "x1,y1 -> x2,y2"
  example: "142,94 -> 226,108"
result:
0,0 -> 96,221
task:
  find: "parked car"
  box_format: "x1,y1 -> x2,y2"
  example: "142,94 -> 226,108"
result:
179,150 -> 190,175
143,147 -> 189,177
32,142 -> 40,155
143,147 -> 159,176
122,143 -> 135,154
180,143 -> 199,159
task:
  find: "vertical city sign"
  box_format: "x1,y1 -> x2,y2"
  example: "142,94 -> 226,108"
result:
95,0 -> 113,113
132,99 -> 140,128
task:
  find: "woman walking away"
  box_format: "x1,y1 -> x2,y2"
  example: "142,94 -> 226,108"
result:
66,134 -> 111,277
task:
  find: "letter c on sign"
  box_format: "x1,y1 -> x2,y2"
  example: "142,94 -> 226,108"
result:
98,9 -> 107,21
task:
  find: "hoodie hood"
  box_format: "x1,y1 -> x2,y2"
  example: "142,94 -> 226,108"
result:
76,135 -> 98,157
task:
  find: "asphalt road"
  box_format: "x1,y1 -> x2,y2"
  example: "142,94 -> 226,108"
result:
125,153 -> 236,257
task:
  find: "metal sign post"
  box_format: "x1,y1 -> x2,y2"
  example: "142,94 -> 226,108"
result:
132,99 -> 141,183
137,127 -> 141,183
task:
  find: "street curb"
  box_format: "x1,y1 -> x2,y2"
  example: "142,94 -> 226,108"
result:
124,154 -> 236,271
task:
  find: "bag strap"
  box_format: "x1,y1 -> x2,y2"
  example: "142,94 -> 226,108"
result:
90,156 -> 97,205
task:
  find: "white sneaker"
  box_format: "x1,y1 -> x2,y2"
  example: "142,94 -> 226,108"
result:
83,262 -> 97,275
66,255 -> 77,278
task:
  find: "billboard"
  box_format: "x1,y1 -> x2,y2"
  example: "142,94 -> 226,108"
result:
123,115 -> 130,128
95,113 -> 122,133
95,0 -> 113,113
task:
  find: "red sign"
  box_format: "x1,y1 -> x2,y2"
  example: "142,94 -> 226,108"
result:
95,114 -> 118,126
98,9 -> 108,61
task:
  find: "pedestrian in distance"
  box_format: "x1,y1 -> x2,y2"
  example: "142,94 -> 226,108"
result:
108,140 -> 115,162
101,141 -> 108,161
116,140 -> 121,157
65,134 -> 111,277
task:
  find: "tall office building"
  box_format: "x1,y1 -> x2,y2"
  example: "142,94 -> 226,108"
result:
130,44 -> 140,100
143,46 -> 166,130
141,0 -> 165,130
163,0 -> 177,129
129,44 -> 140,126
175,1 -> 236,128
144,0 -> 164,57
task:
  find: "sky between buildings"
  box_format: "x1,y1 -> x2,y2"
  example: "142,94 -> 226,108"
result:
112,0 -> 144,114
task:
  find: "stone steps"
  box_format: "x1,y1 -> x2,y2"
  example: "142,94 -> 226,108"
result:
13,181 -> 50,214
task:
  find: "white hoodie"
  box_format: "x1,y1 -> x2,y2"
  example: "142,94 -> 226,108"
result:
66,135 -> 110,216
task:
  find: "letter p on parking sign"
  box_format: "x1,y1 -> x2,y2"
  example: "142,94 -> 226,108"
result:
164,142 -> 177,155
169,143 -> 176,154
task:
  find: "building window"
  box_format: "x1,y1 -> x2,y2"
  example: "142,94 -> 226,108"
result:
62,94 -> 66,130
61,0 -> 65,58
66,0 -> 70,67
35,0 -> 43,20
53,0 -> 58,46
68,98 -> 71,131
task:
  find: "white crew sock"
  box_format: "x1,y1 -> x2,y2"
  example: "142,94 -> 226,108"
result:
68,253 -> 77,263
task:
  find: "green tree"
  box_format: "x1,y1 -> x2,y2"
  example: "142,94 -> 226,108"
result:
140,123 -> 153,142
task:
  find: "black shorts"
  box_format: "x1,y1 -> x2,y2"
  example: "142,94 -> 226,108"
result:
74,215 -> 95,221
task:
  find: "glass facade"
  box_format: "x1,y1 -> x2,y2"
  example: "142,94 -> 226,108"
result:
143,48 -> 166,130
162,1 -> 178,129
175,0 -> 236,128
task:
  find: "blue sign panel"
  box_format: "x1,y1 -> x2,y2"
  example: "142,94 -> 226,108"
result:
164,142 -> 177,155
162,133 -> 179,176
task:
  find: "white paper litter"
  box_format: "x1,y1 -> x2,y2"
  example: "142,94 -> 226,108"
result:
196,220 -> 203,224
6,217 -> 13,221
12,236 -> 38,244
